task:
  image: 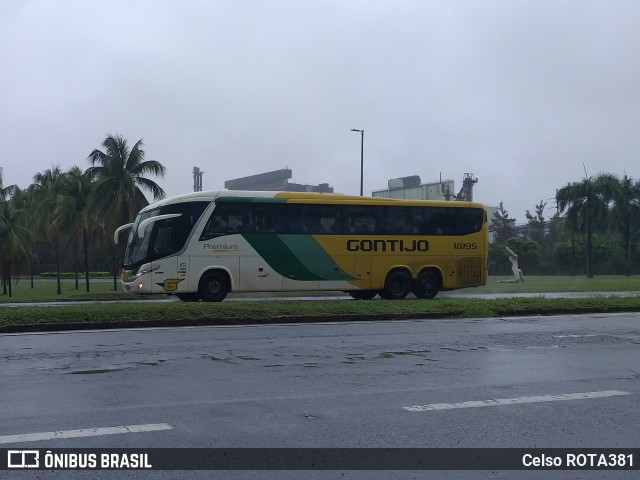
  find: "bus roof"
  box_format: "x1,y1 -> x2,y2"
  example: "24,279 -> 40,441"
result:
139,190 -> 485,213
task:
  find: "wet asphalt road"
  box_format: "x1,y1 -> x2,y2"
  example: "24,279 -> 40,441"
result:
1,312 -> 640,479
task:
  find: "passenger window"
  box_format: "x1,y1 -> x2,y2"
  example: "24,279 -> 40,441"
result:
343,206 -> 381,234
251,204 -> 279,233
152,225 -> 176,258
199,204 -> 247,240
300,205 -> 339,234
385,207 -> 420,234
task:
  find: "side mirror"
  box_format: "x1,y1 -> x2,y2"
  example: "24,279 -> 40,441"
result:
113,223 -> 134,244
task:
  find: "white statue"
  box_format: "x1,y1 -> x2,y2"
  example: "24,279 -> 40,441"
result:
498,246 -> 524,283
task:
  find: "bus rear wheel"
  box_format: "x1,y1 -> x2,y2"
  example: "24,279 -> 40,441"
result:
198,271 -> 230,302
380,270 -> 411,300
348,290 -> 377,300
413,271 -> 440,299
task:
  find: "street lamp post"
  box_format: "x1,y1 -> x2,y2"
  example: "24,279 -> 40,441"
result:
350,129 -> 364,196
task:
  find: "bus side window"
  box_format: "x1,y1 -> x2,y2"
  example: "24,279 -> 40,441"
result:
343,206 -> 380,234
319,207 -> 339,234
251,204 -> 277,233
434,210 -> 456,235
282,205 -> 303,234
455,208 -> 483,235
300,205 -> 338,234
225,212 -> 244,234
199,213 -> 227,240
385,207 -> 419,234
420,209 -> 444,235
153,224 -> 176,258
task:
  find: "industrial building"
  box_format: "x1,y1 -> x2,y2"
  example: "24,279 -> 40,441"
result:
224,168 -> 333,193
372,175 -> 454,201
372,173 -> 478,202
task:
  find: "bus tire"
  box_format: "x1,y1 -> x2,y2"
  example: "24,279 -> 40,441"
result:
198,271 -> 230,302
380,270 -> 411,300
413,270 -> 440,299
348,290 -> 377,300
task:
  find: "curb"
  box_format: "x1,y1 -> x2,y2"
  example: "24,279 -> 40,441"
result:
3,306 -> 640,334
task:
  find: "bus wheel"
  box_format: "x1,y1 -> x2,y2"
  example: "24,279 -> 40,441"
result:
348,290 -> 377,300
176,293 -> 200,302
380,270 -> 411,300
198,271 -> 229,302
413,271 -> 440,299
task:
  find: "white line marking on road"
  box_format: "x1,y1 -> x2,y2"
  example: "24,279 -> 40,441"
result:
402,390 -> 631,412
553,334 -> 598,338
0,423 -> 173,445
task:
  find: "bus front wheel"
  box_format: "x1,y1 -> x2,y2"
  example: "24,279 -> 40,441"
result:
380,270 -> 411,300
198,271 -> 230,302
413,271 -> 440,299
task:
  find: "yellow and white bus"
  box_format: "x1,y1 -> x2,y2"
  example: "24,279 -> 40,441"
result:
115,191 -> 488,301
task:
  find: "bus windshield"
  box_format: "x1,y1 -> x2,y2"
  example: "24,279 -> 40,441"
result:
123,201 -> 209,269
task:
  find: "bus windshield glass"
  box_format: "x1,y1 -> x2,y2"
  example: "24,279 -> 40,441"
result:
123,201 -> 209,269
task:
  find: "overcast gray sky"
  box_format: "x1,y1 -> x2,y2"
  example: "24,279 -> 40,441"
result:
2,0 -> 640,223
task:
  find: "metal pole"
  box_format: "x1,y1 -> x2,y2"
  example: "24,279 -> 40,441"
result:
359,130 -> 364,196
351,129 -> 364,196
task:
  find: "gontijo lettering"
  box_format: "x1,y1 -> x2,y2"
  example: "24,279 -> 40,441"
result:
346,239 -> 429,252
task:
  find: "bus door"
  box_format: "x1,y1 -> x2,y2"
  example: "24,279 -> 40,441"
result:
282,254 -> 319,291
353,255 -> 372,290
147,218 -> 183,294
239,256 -> 283,292
318,255 -> 355,290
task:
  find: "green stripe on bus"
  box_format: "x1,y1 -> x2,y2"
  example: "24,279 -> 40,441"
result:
282,235 -> 356,280
242,234 -> 321,280
242,234 -> 355,281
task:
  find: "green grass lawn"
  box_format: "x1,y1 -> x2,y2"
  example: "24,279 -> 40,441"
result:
3,295 -> 640,331
2,275 -> 639,332
1,275 -> 639,303
0,278 -> 129,302
467,275 -> 640,294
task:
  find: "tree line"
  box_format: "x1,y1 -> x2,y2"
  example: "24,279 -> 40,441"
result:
0,134 -> 165,296
3,140 -> 640,297
490,173 -> 640,278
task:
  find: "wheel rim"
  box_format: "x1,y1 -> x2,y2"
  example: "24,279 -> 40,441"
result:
414,272 -> 439,299
199,272 -> 229,302
384,271 -> 410,299
390,281 -> 404,296
207,280 -> 221,296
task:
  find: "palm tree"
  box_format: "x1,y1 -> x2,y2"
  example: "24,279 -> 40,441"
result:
556,173 -> 617,278
0,186 -> 33,297
0,168 -> 10,293
55,166 -> 94,291
31,166 -> 65,295
86,134 -> 166,288
609,174 -> 640,276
